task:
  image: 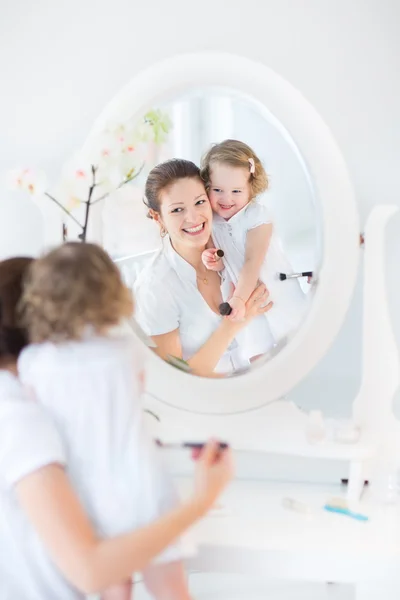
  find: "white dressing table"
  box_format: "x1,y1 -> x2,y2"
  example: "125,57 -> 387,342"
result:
129,472 -> 400,599
182,477 -> 400,599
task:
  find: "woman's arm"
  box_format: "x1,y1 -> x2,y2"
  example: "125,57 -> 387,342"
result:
152,318 -> 240,377
233,223 -> 273,304
15,441 -> 232,595
152,283 -> 271,377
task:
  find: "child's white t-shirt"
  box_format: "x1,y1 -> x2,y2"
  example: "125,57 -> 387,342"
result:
0,370 -> 81,600
17,333 -> 183,574
212,202 -> 307,345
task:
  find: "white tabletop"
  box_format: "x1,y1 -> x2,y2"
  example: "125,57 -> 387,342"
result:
177,478 -> 400,585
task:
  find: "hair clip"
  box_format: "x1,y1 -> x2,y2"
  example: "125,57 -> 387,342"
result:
248,158 -> 255,174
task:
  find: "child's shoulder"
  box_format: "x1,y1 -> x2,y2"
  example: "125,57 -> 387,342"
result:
18,335 -> 137,375
18,342 -> 52,375
244,201 -> 273,230
0,370 -> 27,402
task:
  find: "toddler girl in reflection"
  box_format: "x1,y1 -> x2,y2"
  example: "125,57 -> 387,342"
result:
201,139 -> 306,347
19,243 -> 192,600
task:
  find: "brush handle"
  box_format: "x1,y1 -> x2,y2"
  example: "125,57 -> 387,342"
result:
156,440 -> 229,451
324,504 -> 369,522
182,442 -> 229,450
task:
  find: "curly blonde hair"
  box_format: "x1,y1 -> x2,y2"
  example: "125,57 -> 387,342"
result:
200,139 -> 269,199
21,243 -> 133,343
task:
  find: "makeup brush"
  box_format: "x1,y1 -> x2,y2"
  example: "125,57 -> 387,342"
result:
279,271 -> 313,281
156,440 -> 229,451
219,302 -> 232,316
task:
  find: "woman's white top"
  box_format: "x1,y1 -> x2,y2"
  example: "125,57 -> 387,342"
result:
212,202 -> 307,345
0,370 -> 78,600
133,238 -> 258,373
4,332 -> 181,598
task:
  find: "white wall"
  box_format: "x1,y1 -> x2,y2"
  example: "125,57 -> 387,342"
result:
1,0 -> 399,415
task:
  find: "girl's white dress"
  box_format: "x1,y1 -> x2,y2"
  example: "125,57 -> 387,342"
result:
212,202 -> 307,355
3,330 -> 182,599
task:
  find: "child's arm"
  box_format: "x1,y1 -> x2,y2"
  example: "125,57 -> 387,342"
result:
229,223 -> 273,320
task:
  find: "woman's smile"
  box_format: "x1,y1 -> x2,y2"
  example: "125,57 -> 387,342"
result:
182,222 -> 206,235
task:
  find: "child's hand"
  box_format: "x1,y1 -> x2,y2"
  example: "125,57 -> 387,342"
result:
201,248 -> 224,272
227,296 -> 246,322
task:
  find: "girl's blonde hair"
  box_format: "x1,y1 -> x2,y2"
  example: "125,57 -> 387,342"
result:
22,242 -> 133,343
200,139 -> 269,199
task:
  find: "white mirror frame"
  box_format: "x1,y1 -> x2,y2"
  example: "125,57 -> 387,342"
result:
81,52 -> 359,414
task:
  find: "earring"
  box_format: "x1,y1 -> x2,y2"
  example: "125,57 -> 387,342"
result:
160,227 -> 167,238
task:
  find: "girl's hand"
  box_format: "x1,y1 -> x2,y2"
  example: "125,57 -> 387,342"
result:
201,248 -> 224,272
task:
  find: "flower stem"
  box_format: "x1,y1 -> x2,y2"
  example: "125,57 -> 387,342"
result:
91,162 -> 145,205
79,165 -> 97,242
44,192 -> 83,229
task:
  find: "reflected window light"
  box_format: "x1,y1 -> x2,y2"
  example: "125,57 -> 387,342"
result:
201,95 -> 234,149
170,93 -> 234,163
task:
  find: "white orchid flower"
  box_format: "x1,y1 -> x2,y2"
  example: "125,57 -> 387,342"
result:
135,119 -> 153,143
7,167 -> 47,196
60,159 -> 93,196
65,195 -> 82,212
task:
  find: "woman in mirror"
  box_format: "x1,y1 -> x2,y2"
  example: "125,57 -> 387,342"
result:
134,159 -> 273,377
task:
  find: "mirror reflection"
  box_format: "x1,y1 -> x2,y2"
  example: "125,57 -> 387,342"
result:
107,87 -> 319,377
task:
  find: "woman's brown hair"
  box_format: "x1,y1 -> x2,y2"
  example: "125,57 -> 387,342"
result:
0,257 -> 33,359
200,139 -> 269,199
143,159 -> 202,219
22,243 -> 133,343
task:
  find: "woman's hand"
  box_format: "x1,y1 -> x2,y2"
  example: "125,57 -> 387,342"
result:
243,283 -> 272,323
224,283 -> 272,328
191,440 -> 234,510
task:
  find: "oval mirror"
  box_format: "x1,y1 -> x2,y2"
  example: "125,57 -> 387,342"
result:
80,53 -> 359,415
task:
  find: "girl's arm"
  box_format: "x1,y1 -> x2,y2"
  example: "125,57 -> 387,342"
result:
233,223 -> 273,305
15,442 -> 232,595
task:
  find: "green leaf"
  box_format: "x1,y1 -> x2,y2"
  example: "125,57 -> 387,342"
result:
166,355 -> 192,373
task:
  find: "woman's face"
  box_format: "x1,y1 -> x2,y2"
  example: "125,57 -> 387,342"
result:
159,177 -> 213,250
